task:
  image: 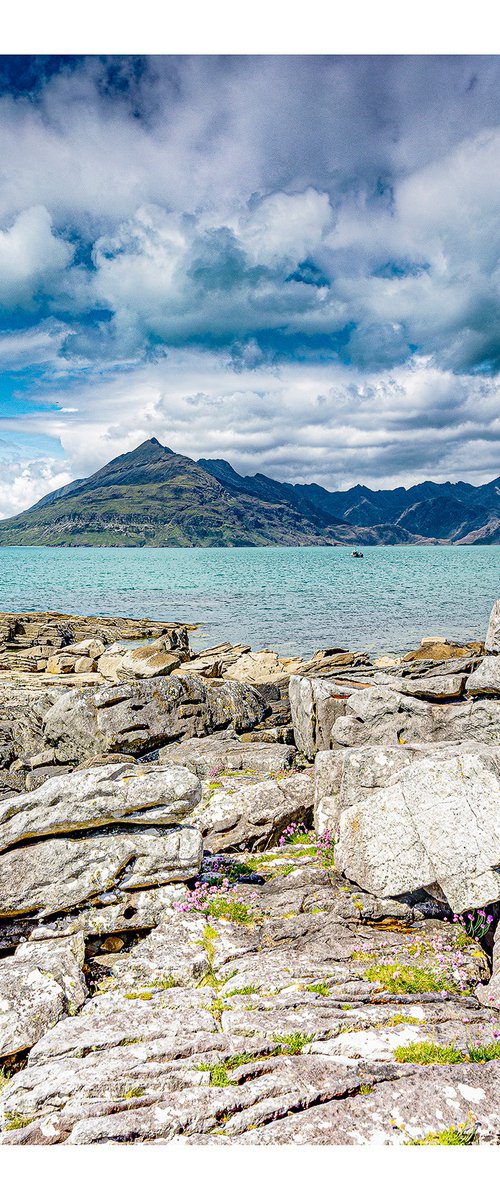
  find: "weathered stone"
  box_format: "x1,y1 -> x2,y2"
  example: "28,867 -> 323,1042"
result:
42,675 -> 266,763
159,734 -> 296,779
336,747 -> 500,911
190,772 -> 313,852
27,884 -> 189,941
485,599 -> 500,653
330,686 -> 500,749
0,934 -> 86,1057
0,763 -> 201,854
73,656 -> 97,674
289,676 -> 351,759
392,674 -> 466,700
65,639 -> 105,659
224,650 -> 302,684
0,825 -> 202,917
465,656 -> 500,695
45,654 -> 76,675
117,644 -> 181,680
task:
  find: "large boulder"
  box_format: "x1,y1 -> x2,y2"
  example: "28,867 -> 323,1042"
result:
0,825 -> 202,917
159,733 -> 296,778
335,746 -> 500,912
41,675 -> 267,764
465,657 -> 500,695
485,599 -> 500,653
0,933 -> 87,1057
289,676 -> 352,759
0,762 -> 201,853
190,772 -> 313,852
330,686 -> 500,749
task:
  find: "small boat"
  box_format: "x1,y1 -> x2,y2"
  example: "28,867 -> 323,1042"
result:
351,550 -> 364,558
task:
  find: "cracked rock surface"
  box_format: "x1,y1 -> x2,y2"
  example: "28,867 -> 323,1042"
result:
1,851 -> 498,1146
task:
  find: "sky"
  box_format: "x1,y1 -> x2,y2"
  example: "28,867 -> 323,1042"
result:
0,53 -> 500,517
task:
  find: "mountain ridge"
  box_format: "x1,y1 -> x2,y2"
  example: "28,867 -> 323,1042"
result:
0,439 -> 498,546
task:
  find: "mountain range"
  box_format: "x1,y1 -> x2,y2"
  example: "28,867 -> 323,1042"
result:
0,438 -> 499,546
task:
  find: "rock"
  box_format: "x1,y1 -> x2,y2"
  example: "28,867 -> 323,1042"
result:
289,676 -> 352,759
392,674 -> 466,700
0,825 -> 203,917
0,934 -> 86,1057
27,884 -> 189,940
485,600 -> 500,653
465,656 -> 500,695
159,735 -> 296,779
97,643 -> 127,682
117,643 -> 181,680
190,772 -> 313,852
476,922 -> 500,1009
0,856 -> 494,1146
402,640 -> 484,663
73,656 -> 97,674
45,654 -> 76,675
0,763 -> 201,854
330,686 -> 500,749
24,764 -> 70,792
335,747 -> 500,911
65,639 -> 106,659
42,676 -> 267,763
225,651 -> 302,684
297,650 -> 371,677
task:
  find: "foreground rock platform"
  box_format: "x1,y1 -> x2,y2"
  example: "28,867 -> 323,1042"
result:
1,850 -> 498,1146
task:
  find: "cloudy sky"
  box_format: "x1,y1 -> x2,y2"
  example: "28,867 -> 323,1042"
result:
0,53 -> 500,516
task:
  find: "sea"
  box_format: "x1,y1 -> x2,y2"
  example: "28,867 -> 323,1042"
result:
0,545 -> 498,659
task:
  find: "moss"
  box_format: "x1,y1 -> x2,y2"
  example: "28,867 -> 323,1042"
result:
365,962 -> 460,994
149,975 -> 177,990
306,982 -> 330,996
385,1014 -> 423,1027
225,985 -> 258,997
4,1112 -> 34,1130
406,1121 -> 478,1145
121,1086 -> 146,1099
359,1084 -> 374,1095
272,1032 -> 314,1055
396,1039 -> 500,1065
124,990 -> 153,1001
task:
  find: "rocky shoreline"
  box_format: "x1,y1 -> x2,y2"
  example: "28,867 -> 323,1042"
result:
0,603 -> 499,1145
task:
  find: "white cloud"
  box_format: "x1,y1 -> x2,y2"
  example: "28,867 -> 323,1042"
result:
0,207 -> 73,305
0,458 -> 72,519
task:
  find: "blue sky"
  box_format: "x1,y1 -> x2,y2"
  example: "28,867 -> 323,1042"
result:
0,54 -> 500,516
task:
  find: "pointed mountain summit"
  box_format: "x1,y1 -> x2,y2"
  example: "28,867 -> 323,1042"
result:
0,439 -> 498,546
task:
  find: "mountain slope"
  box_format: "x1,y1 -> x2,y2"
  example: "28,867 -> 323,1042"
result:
0,440 -> 356,547
0,439 -> 498,546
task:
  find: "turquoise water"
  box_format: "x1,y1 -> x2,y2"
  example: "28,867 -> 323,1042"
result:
0,545 -> 497,657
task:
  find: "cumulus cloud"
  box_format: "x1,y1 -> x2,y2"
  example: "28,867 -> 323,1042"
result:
0,55 -> 500,505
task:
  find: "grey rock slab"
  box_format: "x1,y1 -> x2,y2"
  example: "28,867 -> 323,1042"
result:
42,675 -> 266,762
331,686 -> 500,748
190,772 -> 313,852
28,884 -> 189,941
0,826 -> 202,918
159,735 -> 296,779
466,656 -> 500,695
391,675 -> 467,700
225,1063 -> 500,1144
485,599 -> 500,653
289,676 -> 350,759
0,762 -> 201,854
336,748 -> 500,911
0,933 -> 87,1057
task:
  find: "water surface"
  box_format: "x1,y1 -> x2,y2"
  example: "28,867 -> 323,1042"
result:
0,545 -> 497,657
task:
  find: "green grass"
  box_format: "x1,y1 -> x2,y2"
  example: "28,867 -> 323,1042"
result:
121,1086 -> 146,1099
225,985 -> 259,997
0,1068 -> 10,1093
359,1084 -> 374,1095
385,1014 -> 423,1027
124,990 -> 153,1001
4,1112 -> 34,1130
206,895 -> 255,924
395,1040 -> 500,1064
365,962 -> 459,994
306,982 -> 330,996
272,1032 -> 314,1054
406,1121 -> 478,1146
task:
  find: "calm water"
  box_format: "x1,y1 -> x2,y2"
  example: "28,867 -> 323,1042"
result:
0,546 -> 498,657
